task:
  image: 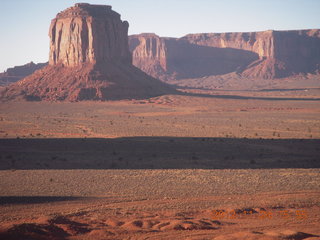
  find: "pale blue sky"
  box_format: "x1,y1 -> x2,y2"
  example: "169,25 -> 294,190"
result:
1,0 -> 320,72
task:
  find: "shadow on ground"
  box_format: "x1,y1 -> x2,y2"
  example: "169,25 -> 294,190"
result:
0,196 -> 86,205
179,91 -> 320,101
0,137 -> 319,169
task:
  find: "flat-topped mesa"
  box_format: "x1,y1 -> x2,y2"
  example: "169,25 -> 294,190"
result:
130,29 -> 320,80
49,3 -> 131,67
0,3 -> 175,101
57,3 -> 113,18
181,30 -> 276,58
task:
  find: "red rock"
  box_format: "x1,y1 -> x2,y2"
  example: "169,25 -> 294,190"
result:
130,33 -> 169,81
49,3 -> 131,67
129,30 -> 320,80
0,62 -> 47,86
1,3 -> 174,101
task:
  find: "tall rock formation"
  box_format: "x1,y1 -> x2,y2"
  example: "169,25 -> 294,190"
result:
129,29 -> 320,81
1,3 -> 174,101
49,4 -> 131,67
130,34 -> 169,80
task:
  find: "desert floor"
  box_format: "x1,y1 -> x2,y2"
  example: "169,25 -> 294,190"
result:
0,88 -> 320,239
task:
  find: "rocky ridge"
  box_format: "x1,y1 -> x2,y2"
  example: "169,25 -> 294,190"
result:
0,62 -> 47,86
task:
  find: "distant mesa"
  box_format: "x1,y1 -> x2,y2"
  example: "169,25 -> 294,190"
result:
0,3 -> 175,101
1,5 -> 320,97
0,62 -> 47,86
129,30 -> 320,81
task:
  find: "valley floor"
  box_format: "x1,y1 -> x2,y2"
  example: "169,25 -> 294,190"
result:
0,89 -> 319,239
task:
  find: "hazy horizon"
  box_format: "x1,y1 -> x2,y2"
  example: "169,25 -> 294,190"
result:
1,0 -> 320,72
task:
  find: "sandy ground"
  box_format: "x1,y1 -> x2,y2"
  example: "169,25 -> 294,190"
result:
0,90 -> 320,239
0,93 -> 320,139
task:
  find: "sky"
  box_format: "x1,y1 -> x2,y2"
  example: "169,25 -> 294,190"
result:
1,0 -> 320,72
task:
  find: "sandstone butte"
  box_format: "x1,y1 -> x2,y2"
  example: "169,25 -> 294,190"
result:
129,30 -> 320,81
1,5 -> 320,95
0,3 -> 175,101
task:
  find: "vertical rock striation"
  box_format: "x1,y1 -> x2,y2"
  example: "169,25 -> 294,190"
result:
1,3 -> 174,101
130,33 -> 169,80
49,3 -> 131,66
129,29 -> 320,80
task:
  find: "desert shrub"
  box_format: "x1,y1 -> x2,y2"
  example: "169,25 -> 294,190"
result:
24,95 -> 41,101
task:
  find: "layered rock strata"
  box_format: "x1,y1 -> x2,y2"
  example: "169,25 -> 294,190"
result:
49,3 -> 131,66
129,30 -> 320,81
1,3 -> 174,101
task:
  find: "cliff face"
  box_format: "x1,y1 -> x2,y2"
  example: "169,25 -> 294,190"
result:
181,31 -> 275,58
271,30 -> 320,77
129,34 -> 260,81
1,3 -> 174,101
49,3 -> 131,66
129,29 -> 320,80
129,34 -> 169,80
